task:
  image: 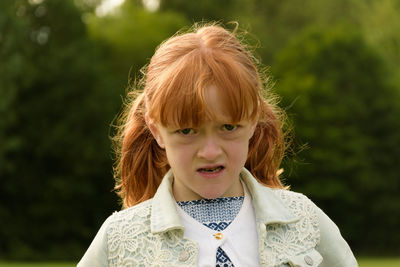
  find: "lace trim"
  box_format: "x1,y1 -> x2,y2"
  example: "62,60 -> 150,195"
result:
106,201 -> 197,266
260,190 -> 320,266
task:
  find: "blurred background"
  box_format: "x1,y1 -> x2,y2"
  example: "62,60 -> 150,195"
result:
1,0 -> 399,262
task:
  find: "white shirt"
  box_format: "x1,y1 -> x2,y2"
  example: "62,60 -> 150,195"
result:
176,184 -> 260,267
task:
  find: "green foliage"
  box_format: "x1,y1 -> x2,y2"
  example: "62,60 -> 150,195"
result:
85,0 -> 187,84
159,0 -> 251,23
273,24 -> 400,254
243,0 -> 362,64
0,0 -> 119,260
354,0 -> 400,87
355,0 -> 400,68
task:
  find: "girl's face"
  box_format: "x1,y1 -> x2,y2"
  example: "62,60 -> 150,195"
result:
148,86 -> 257,201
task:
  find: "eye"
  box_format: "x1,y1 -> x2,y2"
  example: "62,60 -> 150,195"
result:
222,124 -> 238,131
177,128 -> 196,135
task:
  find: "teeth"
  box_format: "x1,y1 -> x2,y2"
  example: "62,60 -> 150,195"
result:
200,166 -> 222,173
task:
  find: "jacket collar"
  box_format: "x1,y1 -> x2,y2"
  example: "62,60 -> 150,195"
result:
240,168 -> 299,225
150,168 -> 298,234
150,169 -> 184,234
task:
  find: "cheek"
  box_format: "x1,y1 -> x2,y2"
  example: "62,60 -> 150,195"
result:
226,140 -> 250,165
164,142 -> 195,167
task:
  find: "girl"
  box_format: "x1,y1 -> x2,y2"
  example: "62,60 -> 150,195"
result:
78,23 -> 358,266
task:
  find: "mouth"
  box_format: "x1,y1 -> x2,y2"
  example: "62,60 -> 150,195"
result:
197,166 -> 224,173
197,165 -> 225,175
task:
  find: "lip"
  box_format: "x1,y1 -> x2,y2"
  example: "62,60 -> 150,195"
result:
196,165 -> 225,179
197,164 -> 224,170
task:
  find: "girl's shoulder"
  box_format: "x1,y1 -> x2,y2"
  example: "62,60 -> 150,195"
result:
271,188 -> 313,204
268,189 -> 358,266
270,188 -> 319,218
106,198 -> 154,229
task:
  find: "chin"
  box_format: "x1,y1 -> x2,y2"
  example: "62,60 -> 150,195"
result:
199,188 -> 227,200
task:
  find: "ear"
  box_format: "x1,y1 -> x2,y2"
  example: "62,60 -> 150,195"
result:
145,115 -> 165,149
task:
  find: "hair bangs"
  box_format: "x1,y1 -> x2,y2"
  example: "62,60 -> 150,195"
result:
148,47 -> 260,128
207,50 -> 260,124
148,50 -> 211,128
148,27 -> 261,128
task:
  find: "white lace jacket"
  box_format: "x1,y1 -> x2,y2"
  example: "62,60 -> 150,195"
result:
78,168 -> 358,267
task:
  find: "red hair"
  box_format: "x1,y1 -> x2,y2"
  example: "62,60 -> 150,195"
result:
113,23 -> 287,207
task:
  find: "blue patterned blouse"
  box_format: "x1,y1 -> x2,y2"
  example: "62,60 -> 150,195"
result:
177,196 -> 244,267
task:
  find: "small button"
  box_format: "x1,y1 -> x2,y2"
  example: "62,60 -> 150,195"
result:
304,255 -> 313,265
214,232 -> 223,240
178,250 -> 189,262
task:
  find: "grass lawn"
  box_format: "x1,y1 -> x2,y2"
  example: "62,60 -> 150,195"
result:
358,257 -> 400,267
1,258 -> 399,266
0,263 -> 75,267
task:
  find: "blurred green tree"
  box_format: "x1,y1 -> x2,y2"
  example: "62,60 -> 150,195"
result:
0,0 -> 120,260
273,24 -> 400,254
159,0 -> 251,23
85,0 -> 187,88
243,0 -> 362,64
354,0 -> 400,86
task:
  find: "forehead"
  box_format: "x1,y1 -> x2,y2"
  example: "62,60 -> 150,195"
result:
203,85 -> 234,120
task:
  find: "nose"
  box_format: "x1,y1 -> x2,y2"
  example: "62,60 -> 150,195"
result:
197,137 -> 223,161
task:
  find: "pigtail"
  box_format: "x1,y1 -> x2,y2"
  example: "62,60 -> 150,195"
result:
246,99 -> 286,188
113,92 -> 168,208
